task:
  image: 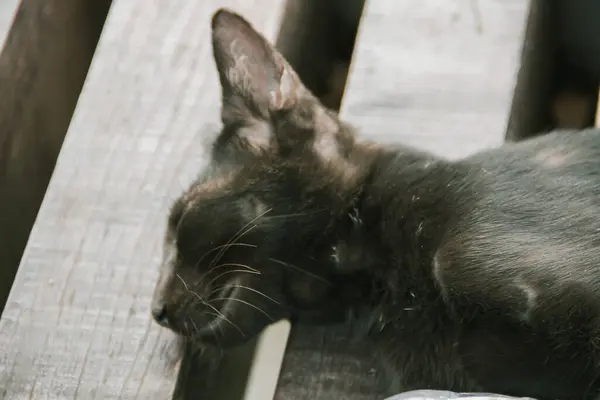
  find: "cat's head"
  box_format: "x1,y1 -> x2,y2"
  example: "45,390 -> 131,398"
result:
150,9 -> 378,348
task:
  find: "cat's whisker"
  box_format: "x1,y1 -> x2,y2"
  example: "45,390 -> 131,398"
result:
176,275 -> 239,333
209,323 -> 221,349
211,310 -> 245,337
207,207 -> 272,269
268,257 -> 330,284
174,202 -> 194,237
265,209 -> 328,219
184,301 -> 245,339
201,300 -> 242,334
194,242 -> 257,270
189,317 -> 199,335
195,253 -> 258,286
213,262 -> 260,274
200,310 -> 244,338
176,273 -> 207,305
176,272 -> 249,338
205,268 -> 260,289
177,274 -> 241,333
208,223 -> 258,270
223,284 -> 280,305
210,297 -> 274,321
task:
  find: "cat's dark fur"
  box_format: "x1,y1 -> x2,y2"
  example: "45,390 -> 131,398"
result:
151,8 -> 600,400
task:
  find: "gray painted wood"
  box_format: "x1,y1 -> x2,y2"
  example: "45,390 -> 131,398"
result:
344,0 -> 529,159
0,1 -> 287,398
275,0 -> 529,399
0,0 -> 18,48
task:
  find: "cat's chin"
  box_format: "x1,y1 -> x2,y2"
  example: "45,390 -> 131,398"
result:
188,279 -> 246,345
190,314 -> 260,350
186,277 -> 270,349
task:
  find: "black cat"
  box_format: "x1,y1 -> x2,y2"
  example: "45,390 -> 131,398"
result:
151,8 -> 600,400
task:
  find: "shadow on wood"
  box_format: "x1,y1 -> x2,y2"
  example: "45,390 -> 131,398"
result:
506,0 -> 600,141
0,0 -> 112,313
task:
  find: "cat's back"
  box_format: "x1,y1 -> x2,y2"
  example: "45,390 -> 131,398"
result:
470,127 -> 600,176
429,129 -> 600,399
435,128 -> 600,314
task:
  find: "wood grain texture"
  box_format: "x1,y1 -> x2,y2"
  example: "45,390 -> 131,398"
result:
276,325 -> 386,399
0,1 -> 286,398
0,0 -> 111,314
275,0 -> 529,399
343,0 -> 528,159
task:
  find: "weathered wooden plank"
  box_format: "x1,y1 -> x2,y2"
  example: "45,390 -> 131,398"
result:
0,0 -> 111,314
0,1 -> 287,399
0,0 -> 18,48
275,0 -> 529,399
343,0 -> 528,159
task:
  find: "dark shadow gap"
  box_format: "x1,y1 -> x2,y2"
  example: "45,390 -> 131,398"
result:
276,0 -> 366,111
0,0 -> 113,315
506,0 -> 600,142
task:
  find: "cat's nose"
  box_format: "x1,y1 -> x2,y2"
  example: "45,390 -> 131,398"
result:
151,305 -> 170,327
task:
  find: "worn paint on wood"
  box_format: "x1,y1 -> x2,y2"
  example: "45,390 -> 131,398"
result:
275,0 -> 529,398
0,1 -> 286,398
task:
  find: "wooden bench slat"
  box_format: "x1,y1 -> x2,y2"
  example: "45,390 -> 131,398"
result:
274,0 -> 529,398
344,0 -> 529,159
0,1 -> 286,398
0,0 -> 111,315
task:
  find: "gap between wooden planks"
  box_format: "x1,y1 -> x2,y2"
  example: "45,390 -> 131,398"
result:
596,89 -> 600,127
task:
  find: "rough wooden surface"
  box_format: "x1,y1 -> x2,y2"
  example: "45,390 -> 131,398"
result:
275,0 -> 529,399
0,1 -> 287,398
342,0 -> 528,160
0,0 -> 111,314
276,325 -> 385,399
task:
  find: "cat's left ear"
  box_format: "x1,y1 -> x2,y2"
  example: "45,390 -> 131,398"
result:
211,9 -> 306,122
211,9 -> 351,162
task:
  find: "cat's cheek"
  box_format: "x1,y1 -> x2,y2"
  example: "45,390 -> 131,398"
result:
286,275 -> 331,308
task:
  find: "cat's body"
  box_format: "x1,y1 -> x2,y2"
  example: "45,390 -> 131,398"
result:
150,9 -> 600,400
339,130 -> 600,399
